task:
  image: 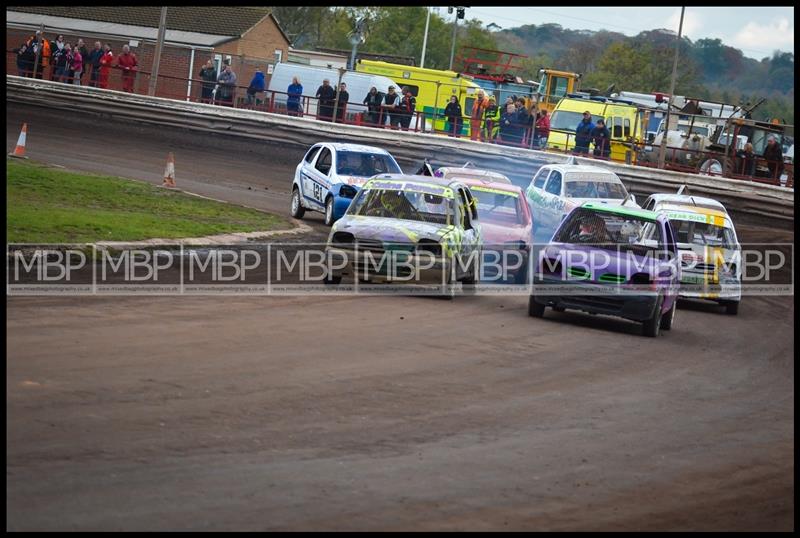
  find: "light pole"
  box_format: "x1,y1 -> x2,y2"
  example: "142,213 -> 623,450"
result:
448,7 -> 466,71
657,6 -> 685,169
348,17 -> 366,71
420,7 -> 431,69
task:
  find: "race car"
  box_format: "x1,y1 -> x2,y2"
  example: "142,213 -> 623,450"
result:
530,202 -> 681,337
461,178 -> 533,284
290,143 -> 402,226
650,202 -> 742,315
325,174 -> 482,293
526,157 -> 640,237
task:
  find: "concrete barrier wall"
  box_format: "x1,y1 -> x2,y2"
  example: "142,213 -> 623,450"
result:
7,75 -> 794,226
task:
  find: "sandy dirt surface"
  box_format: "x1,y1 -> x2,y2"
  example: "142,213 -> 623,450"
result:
6,102 -> 794,531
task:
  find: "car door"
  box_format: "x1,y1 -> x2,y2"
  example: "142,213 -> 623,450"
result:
304,145 -> 333,210
542,170 -> 564,230
527,168 -> 550,226
457,187 -> 480,276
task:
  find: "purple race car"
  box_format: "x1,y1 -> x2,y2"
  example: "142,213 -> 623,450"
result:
529,202 -> 681,337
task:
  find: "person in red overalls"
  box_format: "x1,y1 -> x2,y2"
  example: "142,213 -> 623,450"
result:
98,44 -> 113,89
117,44 -> 138,93
469,89 -> 489,141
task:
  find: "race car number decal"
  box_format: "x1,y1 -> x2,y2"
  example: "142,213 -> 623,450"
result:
312,182 -> 326,203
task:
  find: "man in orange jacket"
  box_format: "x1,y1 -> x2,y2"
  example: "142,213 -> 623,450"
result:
469,89 -> 489,141
26,31 -> 51,79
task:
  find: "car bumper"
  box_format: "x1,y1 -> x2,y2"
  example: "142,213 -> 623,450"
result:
332,192 -> 359,220
325,246 -> 453,284
532,274 -> 661,321
679,273 -> 742,302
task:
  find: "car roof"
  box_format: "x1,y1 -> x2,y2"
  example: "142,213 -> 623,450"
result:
321,143 -> 393,155
365,174 -> 466,194
581,202 -> 660,221
436,167 -> 511,183
648,193 -> 728,212
541,163 -> 621,177
461,178 -> 522,194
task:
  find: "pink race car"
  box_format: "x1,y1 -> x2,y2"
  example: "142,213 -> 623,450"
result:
462,178 -> 533,284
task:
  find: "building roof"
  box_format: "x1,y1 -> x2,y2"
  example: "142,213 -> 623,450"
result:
7,6 -> 290,43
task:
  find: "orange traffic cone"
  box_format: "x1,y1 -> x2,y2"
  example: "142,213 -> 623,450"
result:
9,123 -> 29,159
162,152 -> 176,187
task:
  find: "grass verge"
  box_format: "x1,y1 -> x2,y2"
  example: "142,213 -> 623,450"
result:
7,159 -> 290,243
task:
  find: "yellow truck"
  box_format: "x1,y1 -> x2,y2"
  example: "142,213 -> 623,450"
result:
546,96 -> 645,163
535,68 -> 581,114
355,59 -> 482,136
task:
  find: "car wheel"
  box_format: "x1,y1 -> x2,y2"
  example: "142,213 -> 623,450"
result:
660,299 -> 676,330
324,196 -> 335,226
324,273 -> 342,285
724,301 -> 739,316
514,264 -> 528,285
642,295 -> 664,337
528,295 -> 545,317
290,187 -> 305,219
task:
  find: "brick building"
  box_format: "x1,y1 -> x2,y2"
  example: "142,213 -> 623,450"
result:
7,7 -> 291,102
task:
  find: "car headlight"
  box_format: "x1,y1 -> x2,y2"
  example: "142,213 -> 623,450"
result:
339,184 -> 358,199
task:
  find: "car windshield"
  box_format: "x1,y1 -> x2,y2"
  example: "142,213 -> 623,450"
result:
470,188 -> 526,225
550,111 -> 604,131
349,188 -> 453,225
336,151 -> 401,177
670,219 -> 735,248
555,208 -> 662,254
564,179 -> 627,199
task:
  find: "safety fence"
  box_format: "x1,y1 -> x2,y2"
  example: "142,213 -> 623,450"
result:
8,50 -> 793,189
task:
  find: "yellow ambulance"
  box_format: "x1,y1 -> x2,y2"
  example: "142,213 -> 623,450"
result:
355,59 -> 482,136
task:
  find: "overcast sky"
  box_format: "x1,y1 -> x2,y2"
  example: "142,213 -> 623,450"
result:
434,6 -> 794,61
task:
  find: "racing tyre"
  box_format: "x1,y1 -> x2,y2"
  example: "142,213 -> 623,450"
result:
514,264 -> 528,285
724,301 -> 739,316
290,187 -> 305,219
528,295 -> 545,317
642,295 -> 664,337
324,197 -> 335,226
660,299 -> 676,330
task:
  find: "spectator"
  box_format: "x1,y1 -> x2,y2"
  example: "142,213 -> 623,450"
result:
335,82 -> 349,123
499,103 -> 522,146
98,44 -> 113,89
50,36 -> 68,82
383,85 -> 400,128
591,119 -> 611,158
69,43 -> 83,85
117,44 -> 138,93
398,86 -> 416,130
469,89 -> 489,140
535,109 -> 550,149
483,95 -> 500,142
315,78 -> 336,121
198,60 -> 216,103
246,68 -> 265,106
77,39 -> 89,84
14,43 -> 35,77
216,65 -> 237,106
87,41 -> 104,87
574,110 -> 595,155
515,98 -> 531,143
444,95 -> 463,137
362,86 -> 383,125
49,35 -> 65,81
737,142 -> 756,177
763,137 -> 784,180
26,30 -> 51,79
287,76 -> 303,116
63,43 -> 74,83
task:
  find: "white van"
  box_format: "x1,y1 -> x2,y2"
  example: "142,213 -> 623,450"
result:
267,63 -> 401,120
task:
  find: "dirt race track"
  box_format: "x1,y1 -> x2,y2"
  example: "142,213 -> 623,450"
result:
6,103 -> 795,531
